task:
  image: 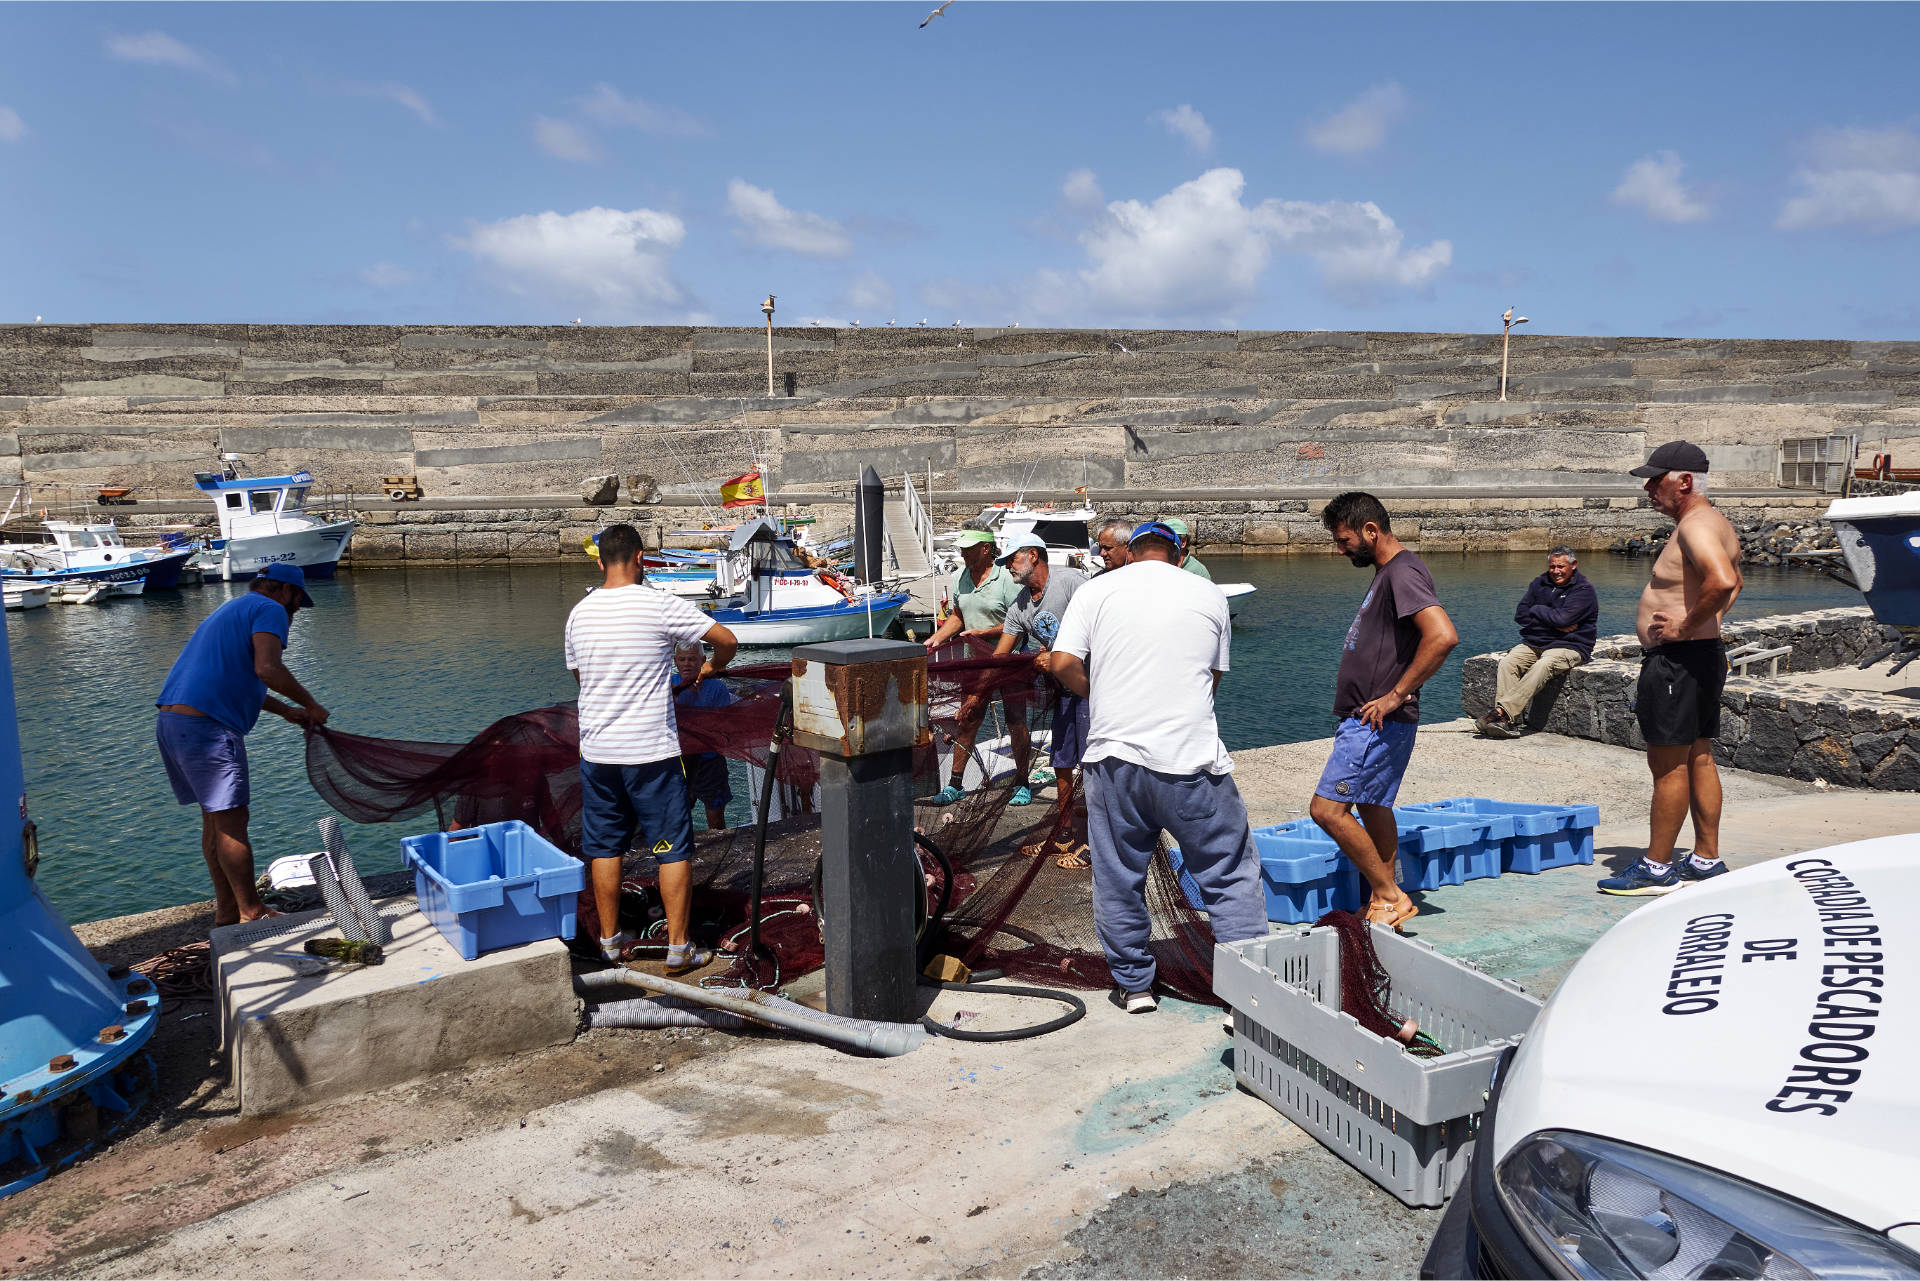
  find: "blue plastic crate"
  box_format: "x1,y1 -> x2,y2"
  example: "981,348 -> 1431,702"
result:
1402,798 -> 1598,875
1167,831 -> 1366,924
1393,810 -> 1513,884
401,820 -> 586,961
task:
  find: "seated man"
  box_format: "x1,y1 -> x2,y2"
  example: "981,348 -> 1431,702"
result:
1477,545 -> 1599,738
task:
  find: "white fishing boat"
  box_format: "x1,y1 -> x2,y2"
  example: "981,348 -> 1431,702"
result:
2,583 -> 50,611
51,582 -> 113,605
0,520 -> 195,593
189,458 -> 353,580
691,517 -> 908,645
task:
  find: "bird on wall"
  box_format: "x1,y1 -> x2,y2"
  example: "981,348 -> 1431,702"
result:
916,319 -> 927,327
850,320 -> 861,327
920,0 -> 954,28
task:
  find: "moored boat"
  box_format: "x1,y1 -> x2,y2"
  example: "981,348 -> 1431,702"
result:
1825,492 -> 1920,665
0,520 -> 195,594
190,459 -> 354,580
690,517 -> 909,645
2,583 -> 50,611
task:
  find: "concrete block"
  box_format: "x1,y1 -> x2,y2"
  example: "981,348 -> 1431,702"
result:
224,426 -> 416,454
413,436 -> 603,468
212,904 -> 578,1117
59,375 -> 224,397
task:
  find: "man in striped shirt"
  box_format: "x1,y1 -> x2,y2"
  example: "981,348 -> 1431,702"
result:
566,524 -> 737,969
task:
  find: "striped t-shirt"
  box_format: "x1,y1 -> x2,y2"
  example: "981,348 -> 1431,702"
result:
564,585 -> 716,765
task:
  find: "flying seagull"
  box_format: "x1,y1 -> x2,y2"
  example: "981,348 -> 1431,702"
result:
920,0 -> 954,28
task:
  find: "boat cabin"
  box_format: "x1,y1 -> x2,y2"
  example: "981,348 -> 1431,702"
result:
193,470 -> 317,541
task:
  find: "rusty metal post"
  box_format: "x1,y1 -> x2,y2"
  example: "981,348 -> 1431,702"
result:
789,638 -> 930,1022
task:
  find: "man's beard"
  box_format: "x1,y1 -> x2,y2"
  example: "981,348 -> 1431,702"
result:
1347,546 -> 1376,567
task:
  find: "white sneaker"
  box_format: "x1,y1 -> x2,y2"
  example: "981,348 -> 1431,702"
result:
1123,989 -> 1157,1014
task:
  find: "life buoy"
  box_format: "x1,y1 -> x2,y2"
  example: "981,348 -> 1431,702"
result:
818,570 -> 858,603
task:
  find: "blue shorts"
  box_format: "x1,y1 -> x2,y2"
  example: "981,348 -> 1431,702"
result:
1314,718 -> 1418,809
1049,690 -> 1090,770
579,757 -> 695,864
156,711 -> 250,812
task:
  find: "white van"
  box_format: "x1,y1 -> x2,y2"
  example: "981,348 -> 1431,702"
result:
1423,835 -> 1919,1279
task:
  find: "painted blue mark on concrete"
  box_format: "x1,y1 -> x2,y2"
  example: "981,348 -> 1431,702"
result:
1073,1039 -> 1236,1155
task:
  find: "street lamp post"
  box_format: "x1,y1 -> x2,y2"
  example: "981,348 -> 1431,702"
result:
762,295 -> 777,397
1499,307 -> 1529,402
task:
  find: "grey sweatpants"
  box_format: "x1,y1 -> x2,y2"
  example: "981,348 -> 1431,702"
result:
1082,757 -> 1269,994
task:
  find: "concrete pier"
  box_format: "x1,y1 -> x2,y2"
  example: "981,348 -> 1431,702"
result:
7,724 -> 1918,1279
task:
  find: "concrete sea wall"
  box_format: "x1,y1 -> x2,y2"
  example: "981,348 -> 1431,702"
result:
1461,607 -> 1920,789
4,323 -> 1907,558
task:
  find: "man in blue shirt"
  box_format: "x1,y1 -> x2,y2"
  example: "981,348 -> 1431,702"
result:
155,564 -> 330,927
1476,546 -> 1600,738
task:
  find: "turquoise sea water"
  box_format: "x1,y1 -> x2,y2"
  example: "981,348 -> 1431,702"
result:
8,553 -> 1852,925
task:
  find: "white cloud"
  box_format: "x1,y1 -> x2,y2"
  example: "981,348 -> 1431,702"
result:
346,82 -> 438,128
575,84 -> 712,138
360,262 -> 417,289
1610,150 -> 1709,223
533,116 -> 601,163
1777,126 -> 1920,231
0,107 -> 24,143
1152,104 -> 1213,155
929,168 -> 1450,322
1081,168 -> 1448,313
1305,82 -> 1407,156
1062,168 -> 1104,209
103,31 -> 235,85
725,180 -> 853,259
453,206 -> 688,314
845,270 -> 895,314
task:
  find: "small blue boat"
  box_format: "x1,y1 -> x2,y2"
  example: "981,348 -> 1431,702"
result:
1825,494 -> 1920,627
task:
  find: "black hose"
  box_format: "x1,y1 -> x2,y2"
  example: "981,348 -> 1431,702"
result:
917,976 -> 1087,1042
746,684 -> 794,975
913,831 -> 954,965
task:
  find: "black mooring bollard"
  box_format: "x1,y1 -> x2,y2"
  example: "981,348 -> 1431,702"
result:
789,638 -> 930,1023
853,464 -> 884,584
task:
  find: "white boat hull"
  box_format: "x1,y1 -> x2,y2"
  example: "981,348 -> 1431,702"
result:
716,600 -> 906,646
3,585 -> 50,611
1222,583 -> 1255,617
200,520 -> 354,579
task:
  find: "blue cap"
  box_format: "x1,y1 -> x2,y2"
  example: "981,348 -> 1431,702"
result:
994,533 -> 1048,563
260,561 -> 315,607
1129,520 -> 1182,548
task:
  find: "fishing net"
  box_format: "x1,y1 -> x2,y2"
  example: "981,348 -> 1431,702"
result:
1313,909 -> 1444,1057
305,636 -> 1225,1005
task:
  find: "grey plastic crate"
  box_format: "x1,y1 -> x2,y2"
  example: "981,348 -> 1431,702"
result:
1214,926 -> 1542,1207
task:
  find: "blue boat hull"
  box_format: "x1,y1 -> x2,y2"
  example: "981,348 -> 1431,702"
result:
1833,514 -> 1920,626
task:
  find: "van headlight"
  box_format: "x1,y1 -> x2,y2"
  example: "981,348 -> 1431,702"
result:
1495,1131 -> 1920,1279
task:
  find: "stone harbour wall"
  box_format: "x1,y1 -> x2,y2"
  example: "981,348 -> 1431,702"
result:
4,325 -> 1919,523
1461,607 -> 1920,789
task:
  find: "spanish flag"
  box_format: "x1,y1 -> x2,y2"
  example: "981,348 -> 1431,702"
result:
720,470 -> 765,509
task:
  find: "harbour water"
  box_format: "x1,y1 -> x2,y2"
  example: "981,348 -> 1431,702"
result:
11,552 -> 1852,925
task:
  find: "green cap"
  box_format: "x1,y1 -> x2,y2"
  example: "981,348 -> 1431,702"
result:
1165,518 -> 1190,535
954,529 -> 996,547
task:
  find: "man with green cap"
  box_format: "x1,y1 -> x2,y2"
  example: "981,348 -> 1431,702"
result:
924,529 -> 1030,805
1165,519 -> 1213,581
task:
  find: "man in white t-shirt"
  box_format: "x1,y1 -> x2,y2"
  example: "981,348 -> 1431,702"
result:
1050,521 -> 1268,1013
566,523 -> 737,969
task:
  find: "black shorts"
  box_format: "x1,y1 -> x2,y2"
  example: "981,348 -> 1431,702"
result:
1635,639 -> 1727,747
682,753 -> 733,808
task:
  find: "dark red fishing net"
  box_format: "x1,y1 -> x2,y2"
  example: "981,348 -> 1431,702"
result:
1313,909 -> 1442,1056
306,636 -> 1224,1004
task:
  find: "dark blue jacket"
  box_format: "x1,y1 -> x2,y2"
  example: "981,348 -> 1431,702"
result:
1515,570 -> 1599,659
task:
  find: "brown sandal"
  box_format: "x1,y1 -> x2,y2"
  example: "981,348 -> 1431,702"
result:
1054,845 -> 1091,870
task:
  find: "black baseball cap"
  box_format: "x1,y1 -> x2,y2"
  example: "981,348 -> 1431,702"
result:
1630,440 -> 1710,478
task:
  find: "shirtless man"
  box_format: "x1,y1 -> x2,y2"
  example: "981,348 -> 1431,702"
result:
1599,441 -> 1744,896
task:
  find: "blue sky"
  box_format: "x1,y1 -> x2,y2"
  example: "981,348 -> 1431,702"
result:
3,2 -> 1919,338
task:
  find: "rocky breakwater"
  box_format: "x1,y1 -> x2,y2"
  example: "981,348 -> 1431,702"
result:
1610,513 -> 1840,569
1462,606 -> 1920,790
